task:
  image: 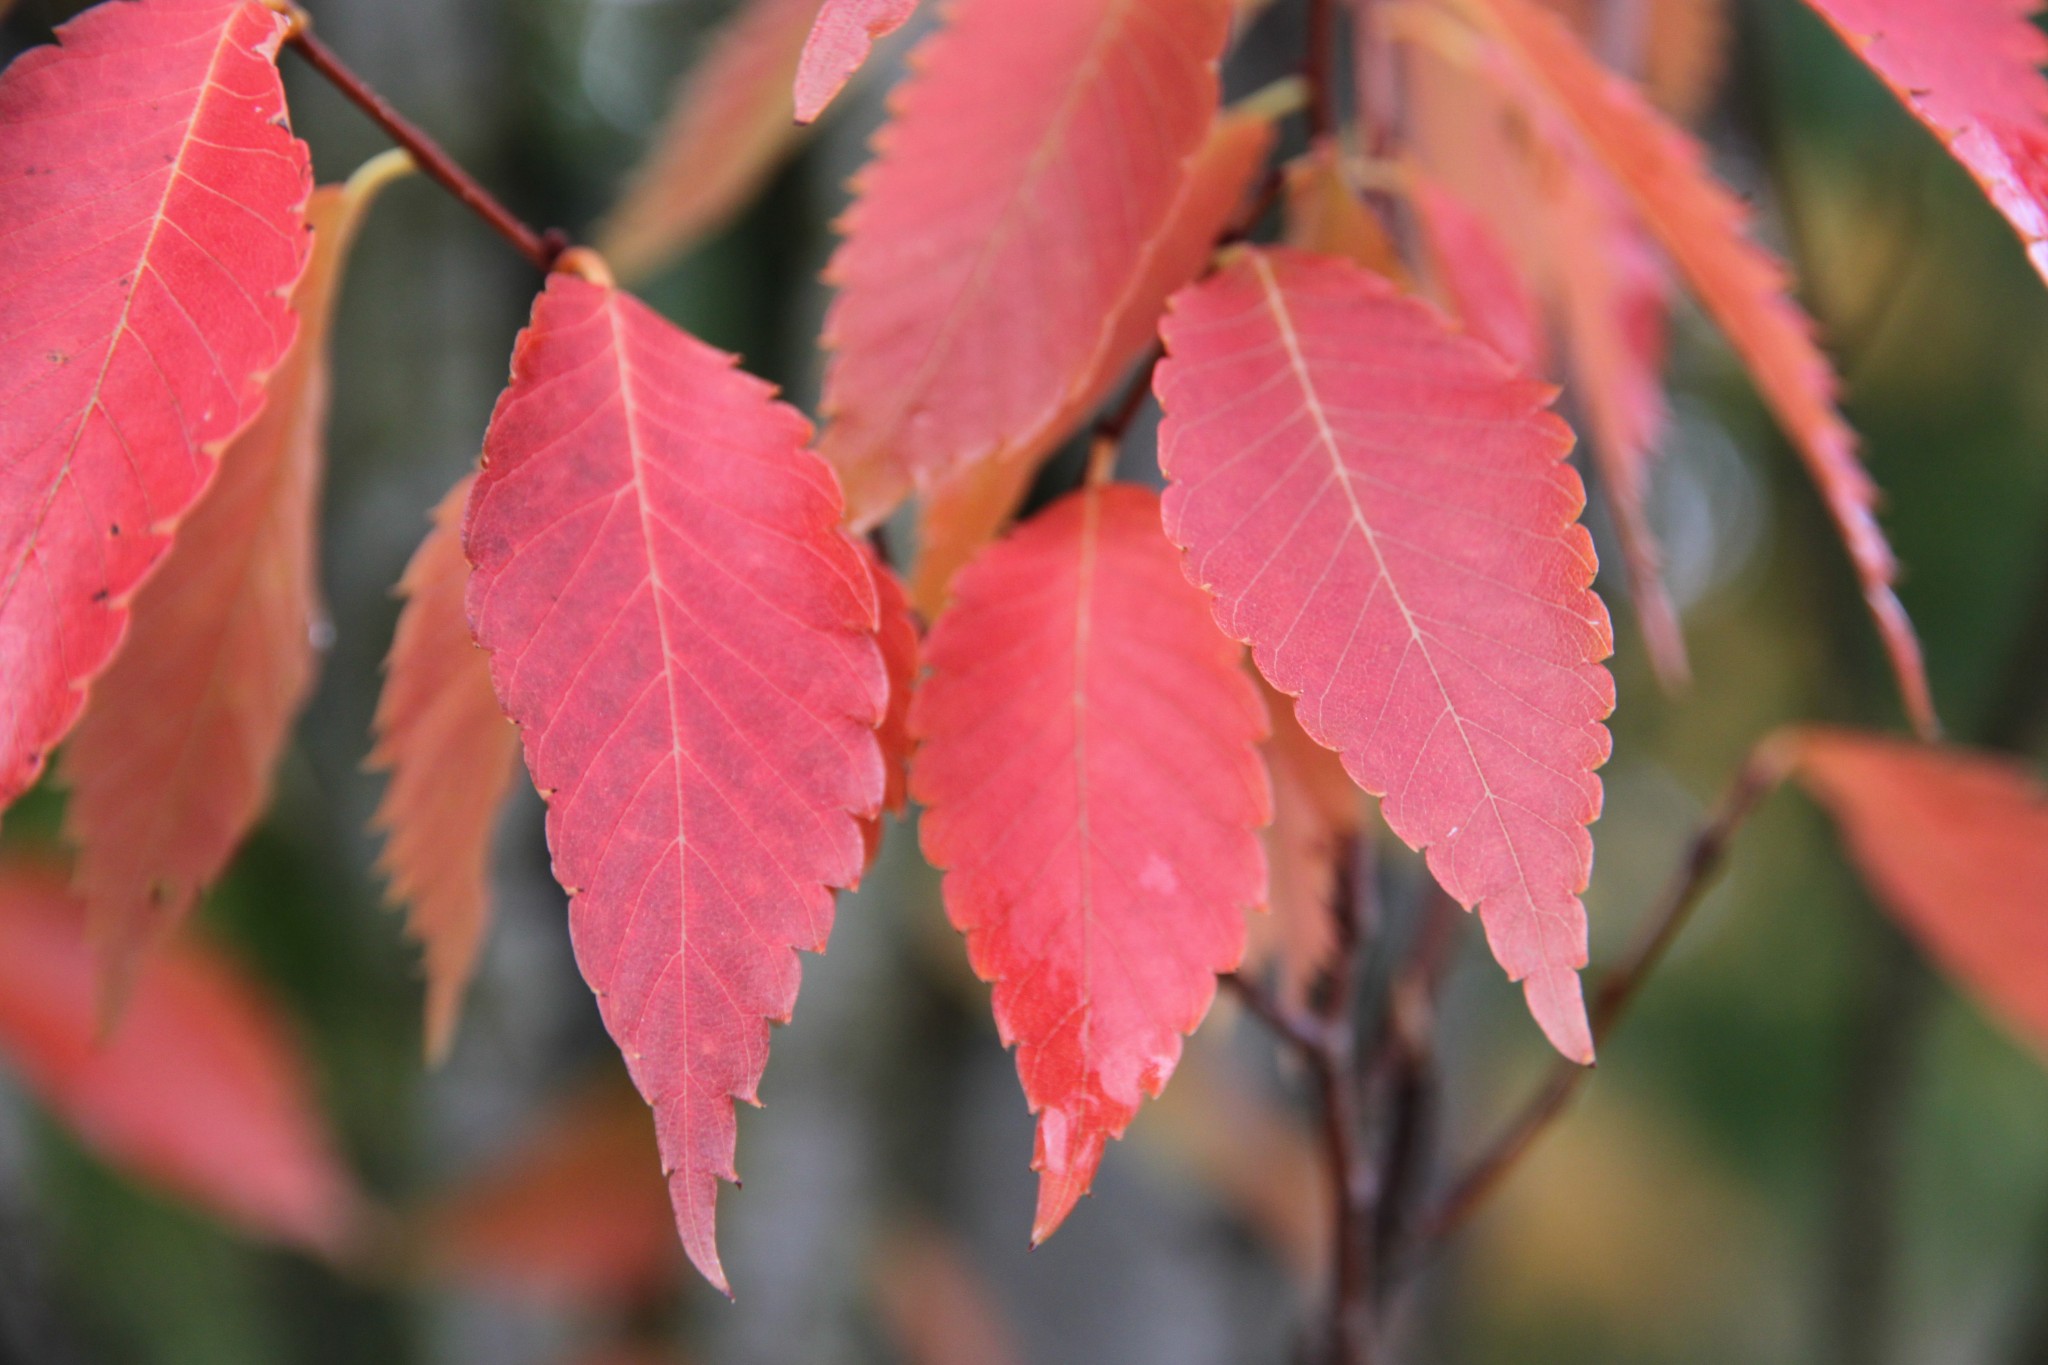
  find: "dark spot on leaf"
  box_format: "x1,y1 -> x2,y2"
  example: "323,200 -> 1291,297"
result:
90,589 -> 108,604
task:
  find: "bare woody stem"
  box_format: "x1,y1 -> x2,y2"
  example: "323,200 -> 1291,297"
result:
1226,834 -> 1380,1365
1390,742 -> 1790,1269
282,17 -> 567,273
1304,0 -> 1339,140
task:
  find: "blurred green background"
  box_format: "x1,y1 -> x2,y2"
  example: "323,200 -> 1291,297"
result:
2,0 -> 2046,1361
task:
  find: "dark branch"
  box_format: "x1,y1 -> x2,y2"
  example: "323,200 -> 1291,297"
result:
284,17 -> 566,274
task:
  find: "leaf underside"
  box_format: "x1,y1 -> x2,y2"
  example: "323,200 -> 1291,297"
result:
1155,246 -> 1614,1062
463,273 -> 886,1293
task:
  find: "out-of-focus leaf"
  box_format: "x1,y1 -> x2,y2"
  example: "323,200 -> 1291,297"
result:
595,0 -> 821,284
912,484 -> 1270,1242
1448,0 -> 1935,734
869,1221 -> 1026,1365
421,1078 -> 679,1306
61,151 -> 406,1013
1790,728 -> 2048,1054
1155,246 -> 1614,1062
1283,141 -> 1406,279
464,268 -> 887,1293
861,543 -> 919,862
368,471 -> 521,1064
1408,172 -> 1546,376
0,0 -> 312,813
0,855 -> 359,1255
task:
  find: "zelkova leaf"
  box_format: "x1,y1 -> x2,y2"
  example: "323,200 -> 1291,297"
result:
595,0 -> 820,285
911,485 -> 1270,1241
1798,0 -> 2048,284
819,0 -> 1233,528
368,472 -> 521,1064
0,856 -> 359,1253
908,106 -> 1275,614
422,1078 -> 680,1306
463,270 -> 887,1293
0,0 -> 312,813
60,153 -> 404,1013
1282,142 -> 1407,281
1408,174 -> 1546,378
1788,729 -> 2048,1054
795,0 -> 920,123
1449,0 -> 1935,735
1154,247 -> 1615,1062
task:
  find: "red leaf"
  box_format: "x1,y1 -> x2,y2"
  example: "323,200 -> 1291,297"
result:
0,855 -> 358,1253
1799,0 -> 2048,285
1451,0 -> 1934,734
861,542 -> 919,862
795,0 -> 919,123
463,270 -> 887,1292
907,105 -> 1275,614
422,1078 -> 680,1306
1789,729 -> 2048,1054
60,154 -> 403,1013
910,485 -> 1270,1242
595,0 -> 820,283
1154,246 -> 1614,1062
368,471 -> 522,1064
819,0 -> 1232,527
0,0 -> 312,813
1409,173 -> 1546,378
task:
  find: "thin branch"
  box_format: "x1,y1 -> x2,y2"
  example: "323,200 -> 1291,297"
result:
1370,883 -> 1462,1280
1305,0 -> 1338,141
1390,743 -> 1788,1269
283,16 -> 566,273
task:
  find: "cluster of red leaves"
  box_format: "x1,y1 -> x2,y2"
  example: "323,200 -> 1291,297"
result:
4,0 -> 2048,1299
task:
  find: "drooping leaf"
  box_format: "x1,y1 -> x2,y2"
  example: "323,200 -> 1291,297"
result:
595,0 -> 820,284
59,152 -> 404,1013
1448,0 -> 1934,734
0,855 -> 359,1253
1155,246 -> 1614,1062
1789,728 -> 2048,1054
1245,674 -> 1361,1009
1798,0 -> 2048,286
0,0 -> 312,813
1534,0 -> 1729,121
795,0 -> 920,123
368,472 -> 521,1064
1408,174 -> 1546,377
906,104 -> 1275,613
1404,40 -> 1683,679
422,1077 -> 680,1305
463,268 -> 887,1292
819,0 -> 1233,527
911,484 -> 1269,1241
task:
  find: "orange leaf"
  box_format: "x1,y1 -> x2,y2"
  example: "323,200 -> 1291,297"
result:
422,1077 -> 679,1305
368,470 -> 522,1064
1448,0 -> 1934,734
1283,141 -> 1406,279
595,0 -> 821,284
1790,729 -> 2048,1055
869,1221 -> 1027,1365
861,542 -> 920,862
59,152 -> 405,1012
0,855 -> 359,1254
819,0 -> 1234,527
1155,247 -> 1614,1062
911,485 -> 1270,1242
908,104 -> 1276,614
